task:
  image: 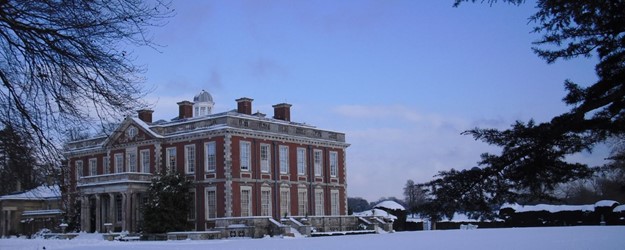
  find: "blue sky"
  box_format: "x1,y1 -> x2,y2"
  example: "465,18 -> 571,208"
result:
134,0 -> 602,202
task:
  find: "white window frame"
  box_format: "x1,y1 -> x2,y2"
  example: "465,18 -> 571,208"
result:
240,141 -> 251,171
279,145 -> 289,174
205,187 -> 217,219
331,190 -> 340,216
315,189 -> 324,216
240,186 -> 252,217
114,153 -> 123,173
140,149 -> 150,173
280,188 -> 290,217
205,141 -> 216,172
88,158 -> 97,176
330,151 -> 338,177
75,160 -> 83,180
261,187 -> 272,217
298,188 -> 307,216
103,157 -> 110,174
297,147 -> 306,176
314,149 -> 323,177
260,143 -> 270,173
127,149 -> 137,172
166,147 -> 176,172
185,144 -> 196,174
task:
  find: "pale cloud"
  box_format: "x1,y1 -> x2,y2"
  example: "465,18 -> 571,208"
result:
329,104 -> 498,201
333,104 -> 464,129
207,69 -> 222,89
333,104 -> 422,123
248,57 -> 288,79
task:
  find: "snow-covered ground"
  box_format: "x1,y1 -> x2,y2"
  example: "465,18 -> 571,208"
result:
2,226 -> 624,250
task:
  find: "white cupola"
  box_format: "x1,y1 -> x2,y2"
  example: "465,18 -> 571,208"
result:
192,90 -> 214,117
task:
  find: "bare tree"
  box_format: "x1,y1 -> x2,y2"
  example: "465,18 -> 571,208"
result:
0,0 -> 173,165
403,179 -> 426,217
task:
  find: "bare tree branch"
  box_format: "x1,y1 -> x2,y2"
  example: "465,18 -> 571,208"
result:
0,0 -> 173,167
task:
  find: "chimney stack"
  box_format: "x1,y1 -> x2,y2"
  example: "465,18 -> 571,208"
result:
272,103 -> 292,122
236,97 -> 254,115
177,101 -> 194,119
137,109 -> 154,123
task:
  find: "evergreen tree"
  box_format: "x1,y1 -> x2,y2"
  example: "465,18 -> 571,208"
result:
142,171 -> 193,233
419,0 -> 625,218
0,125 -> 41,195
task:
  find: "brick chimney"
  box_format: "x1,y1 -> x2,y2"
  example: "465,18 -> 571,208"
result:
272,103 -> 292,122
236,97 -> 254,115
137,109 -> 153,123
177,101 -> 194,119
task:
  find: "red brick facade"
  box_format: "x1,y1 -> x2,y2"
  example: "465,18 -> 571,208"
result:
65,96 -> 349,233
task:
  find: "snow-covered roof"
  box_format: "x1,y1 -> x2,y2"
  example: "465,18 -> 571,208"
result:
67,108 -> 348,154
594,200 -> 619,208
373,200 -> 405,211
613,205 -> 625,213
0,185 -> 60,201
22,209 -> 63,216
353,208 -> 398,221
501,203 -> 595,213
131,117 -> 164,139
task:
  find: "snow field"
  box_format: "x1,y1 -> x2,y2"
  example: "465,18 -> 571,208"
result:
1,226 -> 624,250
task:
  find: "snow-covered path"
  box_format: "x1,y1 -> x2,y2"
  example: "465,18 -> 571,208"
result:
2,226 -> 624,250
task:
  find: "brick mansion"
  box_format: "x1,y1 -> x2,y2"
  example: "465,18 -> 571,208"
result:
64,91 -> 351,234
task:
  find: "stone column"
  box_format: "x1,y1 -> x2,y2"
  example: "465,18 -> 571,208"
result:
108,193 -> 115,231
127,192 -> 134,232
121,193 -> 127,232
81,196 -> 91,233
124,192 -> 133,232
95,195 -> 101,232
131,192 -> 139,232
79,197 -> 85,232
6,210 -> 11,235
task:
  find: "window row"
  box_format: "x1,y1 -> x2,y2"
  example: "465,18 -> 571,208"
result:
239,142 -> 339,178
195,187 -> 340,219
74,142 -> 340,178
166,142 -> 217,174
74,149 -> 152,179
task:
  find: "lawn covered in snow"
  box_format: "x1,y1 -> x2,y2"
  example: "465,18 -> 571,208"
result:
2,226 -> 624,250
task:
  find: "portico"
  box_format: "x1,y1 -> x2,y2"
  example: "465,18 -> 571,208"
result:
77,173 -> 151,232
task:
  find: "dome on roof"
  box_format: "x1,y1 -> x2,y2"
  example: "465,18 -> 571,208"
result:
193,90 -> 214,103
192,90 -> 215,117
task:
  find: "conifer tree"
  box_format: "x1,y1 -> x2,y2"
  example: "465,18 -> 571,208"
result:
0,125 -> 41,195
142,171 -> 193,233
419,0 -> 625,219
